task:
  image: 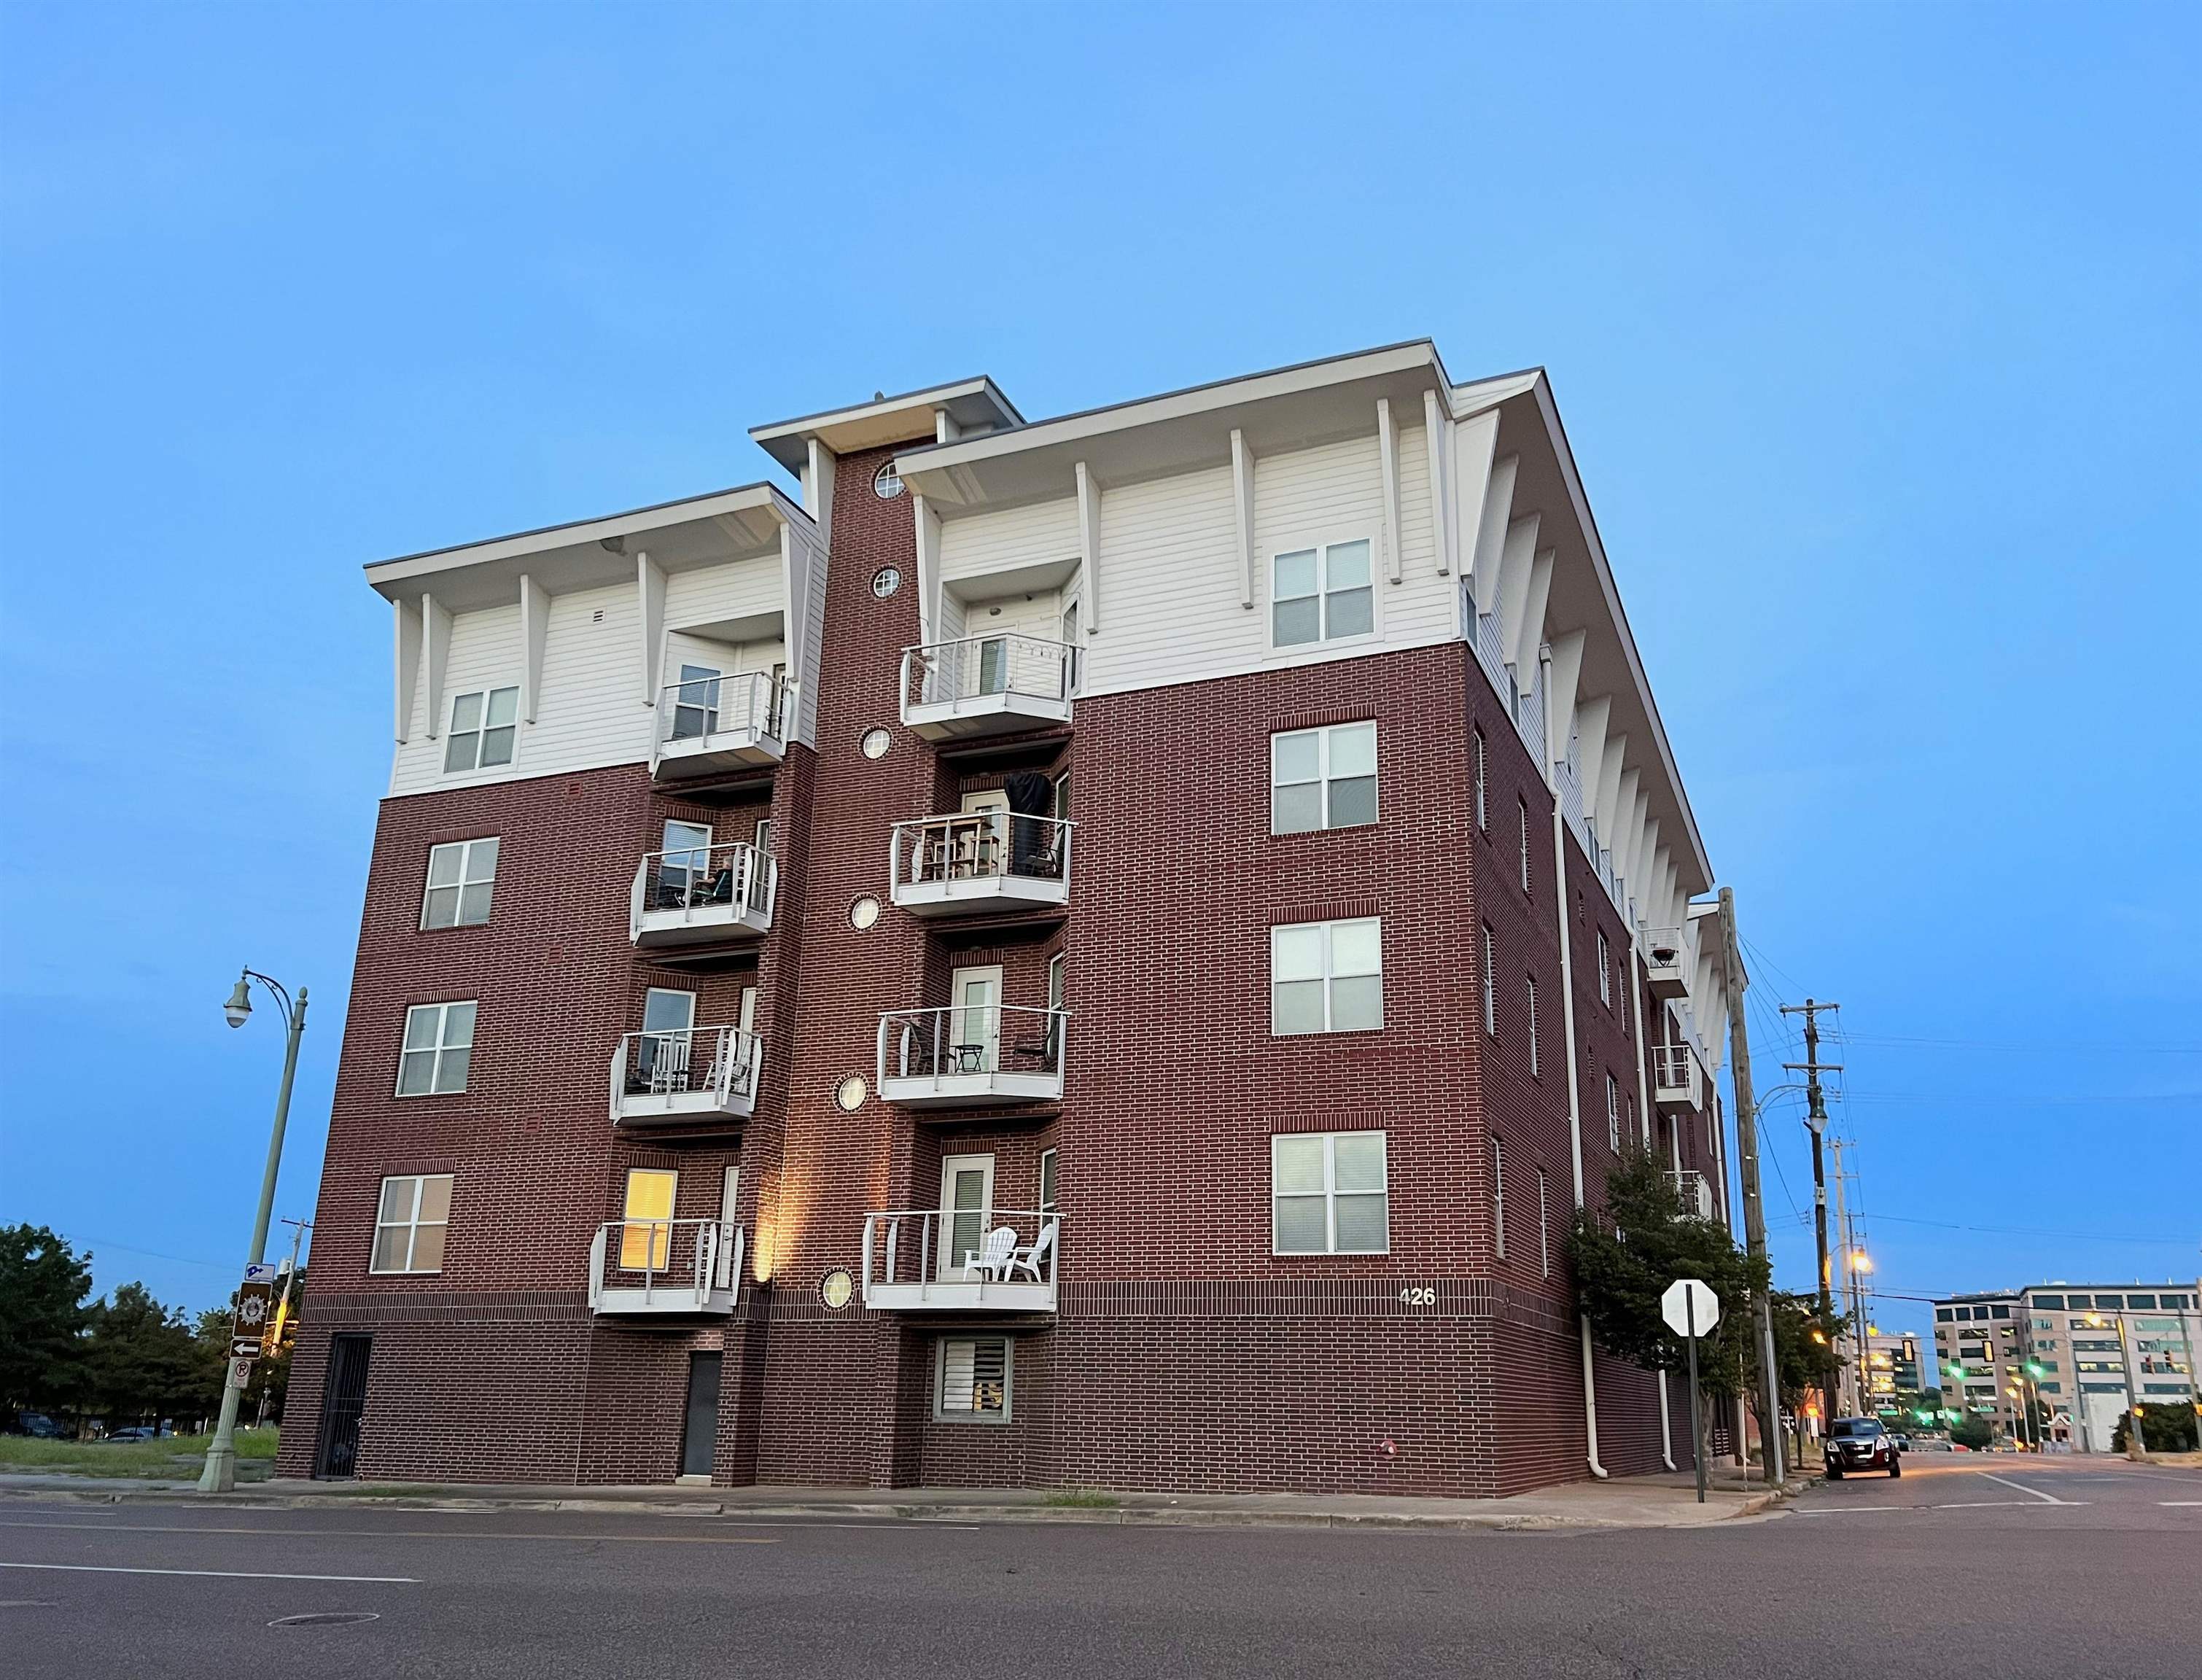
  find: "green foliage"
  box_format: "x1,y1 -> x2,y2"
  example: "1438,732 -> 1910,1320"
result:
2113,1403 -> 2200,1453
0,1427 -> 279,1478
1043,1488 -> 1119,1508
1950,1413 -> 1993,1450
0,1224 -> 93,1415
84,1283 -> 217,1424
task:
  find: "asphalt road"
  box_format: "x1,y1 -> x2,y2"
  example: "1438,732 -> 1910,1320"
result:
2,1455 -> 2196,1679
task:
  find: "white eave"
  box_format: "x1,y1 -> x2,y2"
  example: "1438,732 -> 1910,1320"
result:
893,340 -> 1455,507
363,481 -> 814,612
749,377 -> 1024,474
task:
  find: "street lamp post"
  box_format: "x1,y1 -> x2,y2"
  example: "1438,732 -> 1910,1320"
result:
2086,1310 -> 2150,1463
198,968 -> 308,1494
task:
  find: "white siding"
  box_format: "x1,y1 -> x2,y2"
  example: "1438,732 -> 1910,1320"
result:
938,495 -> 1080,583
958,589 -> 1060,644
390,583 -> 648,797
664,553 -> 782,631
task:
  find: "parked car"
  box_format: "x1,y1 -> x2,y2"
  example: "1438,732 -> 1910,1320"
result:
10,1412 -> 65,1439
1824,1416 -> 1902,1479
106,1426 -> 158,1443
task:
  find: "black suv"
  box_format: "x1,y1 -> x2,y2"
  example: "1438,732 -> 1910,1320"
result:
1824,1416 -> 1901,1479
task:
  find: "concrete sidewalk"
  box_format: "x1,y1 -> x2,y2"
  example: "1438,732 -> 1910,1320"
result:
0,1466 -> 1805,1531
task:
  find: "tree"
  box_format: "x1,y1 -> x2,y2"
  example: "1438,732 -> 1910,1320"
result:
0,1224 -> 93,1418
1950,1412 -> 1993,1450
1750,1289 -> 1843,1455
83,1283 -> 212,1425
2113,1403 -> 2201,1454
1569,1146 -> 1770,1467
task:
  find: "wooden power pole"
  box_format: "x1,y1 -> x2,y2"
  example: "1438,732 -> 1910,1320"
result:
1719,888 -> 1785,1482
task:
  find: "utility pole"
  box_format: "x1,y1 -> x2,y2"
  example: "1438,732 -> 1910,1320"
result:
255,1218 -> 311,1428
1782,998 -> 1841,1427
1718,888 -> 1784,1483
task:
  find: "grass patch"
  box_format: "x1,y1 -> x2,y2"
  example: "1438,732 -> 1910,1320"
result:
0,1426 -> 279,1479
1043,1487 -> 1118,1508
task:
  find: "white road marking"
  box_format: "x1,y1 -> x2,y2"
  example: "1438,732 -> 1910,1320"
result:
1932,1500 -> 2089,1509
0,1562 -> 416,1584
0,1520 -> 778,1546
1797,1506 -> 1910,1514
2160,1501 -> 2202,1507
1978,1472 -> 2071,1505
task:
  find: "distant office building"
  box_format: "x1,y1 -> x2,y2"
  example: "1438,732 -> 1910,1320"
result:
1863,1329 -> 1922,1411
1934,1283 -> 2200,1450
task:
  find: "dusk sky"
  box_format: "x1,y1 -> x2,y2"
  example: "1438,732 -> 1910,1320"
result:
3,3 -> 2196,1361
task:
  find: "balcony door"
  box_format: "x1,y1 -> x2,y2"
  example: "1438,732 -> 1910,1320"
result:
948,964 -> 1003,1073
938,1154 -> 995,1280
640,987 -> 697,1088
661,820 -> 711,906
713,1165 -> 740,1291
960,789 -> 1009,879
671,664 -> 721,741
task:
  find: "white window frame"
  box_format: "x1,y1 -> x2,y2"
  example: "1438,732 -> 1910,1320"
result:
442,685 -> 518,774
1518,798 -> 1532,892
1473,727 -> 1488,831
1038,1147 -> 1059,1216
1269,917 -> 1384,1037
1269,721 -> 1379,834
370,1173 -> 453,1275
1493,1138 -> 1506,1261
1482,925 -> 1498,1036
1525,976 -> 1540,1077
1267,535 -> 1379,652
1269,1130 -> 1390,1256
1607,1073 -> 1622,1154
420,836 -> 499,930
752,817 -> 774,859
1597,930 -> 1611,1006
396,1001 -> 475,1097
618,1167 -> 678,1271
933,1334 -> 1012,1423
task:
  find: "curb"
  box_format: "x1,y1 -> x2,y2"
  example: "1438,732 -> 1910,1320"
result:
2,1481 -> 1788,1533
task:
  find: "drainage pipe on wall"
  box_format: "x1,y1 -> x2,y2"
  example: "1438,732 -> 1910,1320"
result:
1544,644 -> 1606,1479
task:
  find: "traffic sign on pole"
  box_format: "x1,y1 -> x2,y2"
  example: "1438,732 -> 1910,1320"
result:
226,1357 -> 254,1391
229,1278 -> 277,1358
1661,1278 -> 1720,1504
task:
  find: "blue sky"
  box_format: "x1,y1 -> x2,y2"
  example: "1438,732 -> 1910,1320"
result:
3,5 -> 2197,1359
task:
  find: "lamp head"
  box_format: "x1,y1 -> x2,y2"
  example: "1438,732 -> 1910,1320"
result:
223,973 -> 252,1029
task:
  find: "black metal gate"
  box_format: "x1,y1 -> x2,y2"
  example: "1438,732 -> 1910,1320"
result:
315,1334 -> 372,1479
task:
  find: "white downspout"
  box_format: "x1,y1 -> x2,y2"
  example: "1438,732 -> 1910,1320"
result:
1544,645 -> 1606,1480
1634,889 -> 1673,1469
1658,1372 -> 1678,1471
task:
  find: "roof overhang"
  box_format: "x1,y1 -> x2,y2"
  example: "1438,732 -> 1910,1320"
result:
895,340 -> 1455,509
365,482 -> 812,613
749,377 -> 1023,475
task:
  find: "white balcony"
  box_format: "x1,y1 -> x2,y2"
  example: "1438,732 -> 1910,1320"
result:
1653,1043 -> 1702,1114
1643,925 -> 1688,1000
651,672 -> 789,782
860,1208 -> 1059,1313
1669,1170 -> 1717,1222
588,1218 -> 744,1315
876,1005 -> 1066,1109
899,634 -> 1074,739
610,1025 -> 760,1126
889,812 -> 1073,917
631,841 -> 776,949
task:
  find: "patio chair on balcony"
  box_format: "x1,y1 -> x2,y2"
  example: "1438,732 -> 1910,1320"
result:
961,1225 -> 1017,1280
997,1220 -> 1056,1286
701,868 -> 735,905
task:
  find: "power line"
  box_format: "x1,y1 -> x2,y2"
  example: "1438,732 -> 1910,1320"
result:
1868,1213 -> 2198,1246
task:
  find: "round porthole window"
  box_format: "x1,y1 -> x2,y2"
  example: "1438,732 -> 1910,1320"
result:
849,895 -> 881,930
872,460 -> 904,500
860,727 -> 891,760
835,1076 -> 868,1112
871,565 -> 902,599
820,1269 -> 855,1310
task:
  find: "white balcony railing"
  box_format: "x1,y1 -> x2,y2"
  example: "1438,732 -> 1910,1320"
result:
899,634 -> 1075,738
860,1207 -> 1059,1312
1653,1043 -> 1701,1112
609,1025 -> 759,1124
630,840 -> 776,948
1668,1171 -> 1717,1222
1643,924 -> 1687,998
587,1218 -> 744,1315
876,1004 -> 1066,1108
651,671 -> 790,779
889,812 -> 1073,916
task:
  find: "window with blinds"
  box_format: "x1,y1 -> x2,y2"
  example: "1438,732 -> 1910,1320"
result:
935,1337 -> 1011,1421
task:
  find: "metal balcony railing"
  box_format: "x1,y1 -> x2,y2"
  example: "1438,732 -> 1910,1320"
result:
586,1218 -> 744,1312
900,634 -> 1075,712
1652,1043 -> 1702,1107
890,812 -> 1073,898
860,1207 -> 1060,1310
654,671 -> 789,754
1668,1170 -> 1716,1222
630,840 -> 776,939
609,1024 -> 759,1119
876,1004 -> 1066,1089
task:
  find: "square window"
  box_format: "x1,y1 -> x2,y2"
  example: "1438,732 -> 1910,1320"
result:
1270,918 -> 1383,1036
442,686 -> 519,774
1271,540 -> 1377,648
936,1337 -> 1011,1420
370,1173 -> 454,1275
421,837 -> 499,929
1271,1131 -> 1389,1254
396,1001 -> 475,1096
1270,721 -> 1379,834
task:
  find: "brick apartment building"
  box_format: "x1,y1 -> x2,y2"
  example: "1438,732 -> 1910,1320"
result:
277,341 -> 1739,1496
